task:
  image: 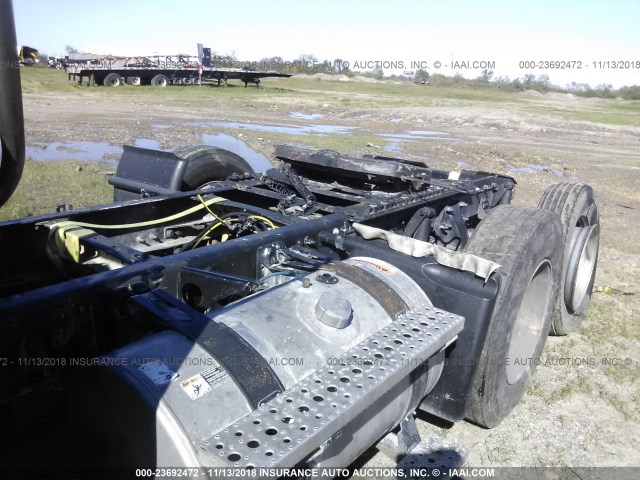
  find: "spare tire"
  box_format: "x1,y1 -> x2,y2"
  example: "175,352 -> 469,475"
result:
175,146 -> 254,191
538,183 -> 599,335
464,205 -> 563,428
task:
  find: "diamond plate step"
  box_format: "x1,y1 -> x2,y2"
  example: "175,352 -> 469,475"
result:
201,305 -> 464,469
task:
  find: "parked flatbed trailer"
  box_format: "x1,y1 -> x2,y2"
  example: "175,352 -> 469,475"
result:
70,67 -> 292,88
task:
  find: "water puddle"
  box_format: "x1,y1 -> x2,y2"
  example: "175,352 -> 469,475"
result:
27,140 -> 169,163
378,131 -> 463,142
507,164 -> 564,177
384,142 -> 405,154
380,130 -> 463,153
151,124 -> 172,129
456,160 -> 472,167
26,134 -> 274,174
406,130 -> 449,136
380,143 -> 430,166
199,133 -> 272,172
289,112 -> 324,120
26,141 -> 122,164
183,120 -> 355,136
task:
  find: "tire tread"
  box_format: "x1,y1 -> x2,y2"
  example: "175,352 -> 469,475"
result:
538,183 -> 599,335
464,205 -> 563,427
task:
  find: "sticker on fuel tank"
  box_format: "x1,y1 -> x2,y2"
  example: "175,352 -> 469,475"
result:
179,373 -> 213,400
179,362 -> 229,400
138,359 -> 179,386
349,257 -> 396,275
201,363 -> 229,389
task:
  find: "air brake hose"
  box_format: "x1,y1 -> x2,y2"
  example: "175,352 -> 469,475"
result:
260,171 -> 297,210
281,164 -> 316,207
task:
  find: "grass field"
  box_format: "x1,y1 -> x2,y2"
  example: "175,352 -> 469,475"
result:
0,160 -> 113,219
20,68 -> 640,125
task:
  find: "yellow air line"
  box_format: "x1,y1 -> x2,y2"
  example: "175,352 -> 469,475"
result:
51,196 -> 227,232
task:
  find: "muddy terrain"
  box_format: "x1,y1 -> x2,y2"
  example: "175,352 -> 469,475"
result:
8,71 -> 640,472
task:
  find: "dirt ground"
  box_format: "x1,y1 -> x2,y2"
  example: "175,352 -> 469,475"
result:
12,73 -> 640,472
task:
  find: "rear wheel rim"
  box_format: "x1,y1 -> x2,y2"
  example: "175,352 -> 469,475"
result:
565,224 -> 599,313
506,260 -> 553,385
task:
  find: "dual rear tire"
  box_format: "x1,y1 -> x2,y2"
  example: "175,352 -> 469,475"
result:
538,183 -> 600,335
464,205 -> 562,428
464,183 -> 599,427
151,74 -> 169,87
102,73 -> 122,87
103,74 -> 196,88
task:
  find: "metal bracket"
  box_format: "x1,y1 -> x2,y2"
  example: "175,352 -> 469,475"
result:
434,204 -> 469,249
377,413 -> 422,462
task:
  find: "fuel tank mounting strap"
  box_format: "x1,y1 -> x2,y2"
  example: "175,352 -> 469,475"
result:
202,304 -> 464,469
321,261 -> 409,317
132,289 -> 284,409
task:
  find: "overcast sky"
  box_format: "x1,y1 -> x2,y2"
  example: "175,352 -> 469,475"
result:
13,0 -> 640,88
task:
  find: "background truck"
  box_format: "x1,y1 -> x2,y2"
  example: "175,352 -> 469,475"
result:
73,65 -> 291,88
0,1 -> 600,477
63,50 -> 291,88
18,45 -> 38,66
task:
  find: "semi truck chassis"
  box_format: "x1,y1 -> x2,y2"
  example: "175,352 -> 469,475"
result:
0,2 -> 600,477
0,143 -> 600,477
